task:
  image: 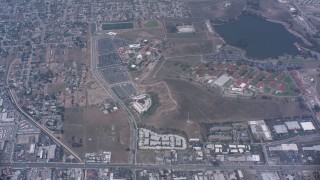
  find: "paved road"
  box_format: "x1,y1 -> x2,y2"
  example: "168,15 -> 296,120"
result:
90,36 -> 138,164
2,162 -> 320,171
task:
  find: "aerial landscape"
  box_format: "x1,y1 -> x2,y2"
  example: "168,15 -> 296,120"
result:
0,0 -> 320,179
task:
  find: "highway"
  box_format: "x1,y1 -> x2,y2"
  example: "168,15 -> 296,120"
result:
5,60 -> 82,163
2,162 -> 320,171
90,36 -> 138,164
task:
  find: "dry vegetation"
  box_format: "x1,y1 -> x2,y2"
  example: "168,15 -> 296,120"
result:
62,106 -> 130,163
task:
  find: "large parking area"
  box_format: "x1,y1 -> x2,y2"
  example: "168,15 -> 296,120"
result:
98,53 -> 122,67
203,50 -> 241,62
112,83 -> 137,99
99,66 -> 130,84
98,38 -> 115,55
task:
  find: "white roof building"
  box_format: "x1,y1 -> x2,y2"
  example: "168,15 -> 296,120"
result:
48,145 -> 57,160
269,144 -> 298,151
300,122 -> 316,131
132,94 -> 152,114
177,25 -> 195,33
214,75 -> 231,87
274,125 -> 288,134
29,144 -> 35,154
285,121 -> 301,130
129,44 -> 141,49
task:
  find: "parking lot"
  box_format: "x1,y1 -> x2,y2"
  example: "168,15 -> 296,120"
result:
98,38 -> 116,55
203,50 -> 242,62
98,53 -> 122,67
112,83 -> 137,99
298,0 -> 320,5
99,66 -> 130,85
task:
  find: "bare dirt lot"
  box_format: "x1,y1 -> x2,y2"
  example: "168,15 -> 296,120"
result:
62,106 -> 130,163
162,78 -> 309,122
162,38 -> 213,57
116,28 -> 165,41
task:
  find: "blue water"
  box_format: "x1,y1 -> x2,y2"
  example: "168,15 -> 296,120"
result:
214,15 -> 301,59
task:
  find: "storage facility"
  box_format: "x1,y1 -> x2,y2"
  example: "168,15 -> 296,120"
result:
214,75 -> 231,87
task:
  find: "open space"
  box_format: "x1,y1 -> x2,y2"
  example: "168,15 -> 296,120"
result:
102,22 -> 134,30
62,106 -> 130,163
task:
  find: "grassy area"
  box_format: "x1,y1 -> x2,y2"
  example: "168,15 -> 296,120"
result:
143,93 -> 159,116
102,22 -> 134,30
143,20 -> 159,28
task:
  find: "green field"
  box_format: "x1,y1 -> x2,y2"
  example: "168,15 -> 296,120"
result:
102,22 -> 134,30
143,20 -> 159,28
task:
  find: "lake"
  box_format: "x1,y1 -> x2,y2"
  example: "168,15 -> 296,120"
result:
214,14 -> 301,59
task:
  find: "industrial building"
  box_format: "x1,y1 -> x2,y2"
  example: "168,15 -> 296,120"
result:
274,125 -> 288,134
300,121 -> 316,131
249,120 -> 272,141
177,25 -> 195,33
0,112 -> 14,122
302,145 -> 320,151
269,144 -> 298,151
285,121 -> 301,130
214,75 -> 232,87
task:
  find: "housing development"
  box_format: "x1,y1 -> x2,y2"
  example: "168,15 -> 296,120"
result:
1,0 -> 320,179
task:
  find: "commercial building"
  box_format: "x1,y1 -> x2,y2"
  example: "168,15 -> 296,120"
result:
300,122 -> 316,131
214,75 -> 231,87
285,121 -> 301,130
48,145 -> 57,160
132,94 -> 152,114
274,125 -> 288,134
129,44 -> 141,49
249,120 -> 272,141
0,112 -> 14,122
29,144 -> 35,154
269,144 -> 298,151
302,145 -> 320,151
177,25 -> 195,33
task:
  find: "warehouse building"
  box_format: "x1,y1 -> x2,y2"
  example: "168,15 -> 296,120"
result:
214,75 -> 232,87
177,25 -> 195,33
269,144 -> 298,151
285,121 -> 301,130
300,121 -> 316,131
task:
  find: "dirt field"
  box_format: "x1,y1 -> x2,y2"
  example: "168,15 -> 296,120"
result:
163,78 -> 309,121
137,150 -> 155,164
67,47 -> 90,66
62,106 -> 130,163
189,0 -> 246,20
116,28 -> 165,41
162,38 -> 213,57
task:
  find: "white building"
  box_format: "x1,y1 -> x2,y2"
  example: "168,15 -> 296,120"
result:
269,144 -> 298,151
132,94 -> 152,114
300,122 -> 316,131
129,44 -> 141,49
48,145 -> 57,160
177,25 -> 195,33
214,75 -> 231,87
285,121 -> 301,130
